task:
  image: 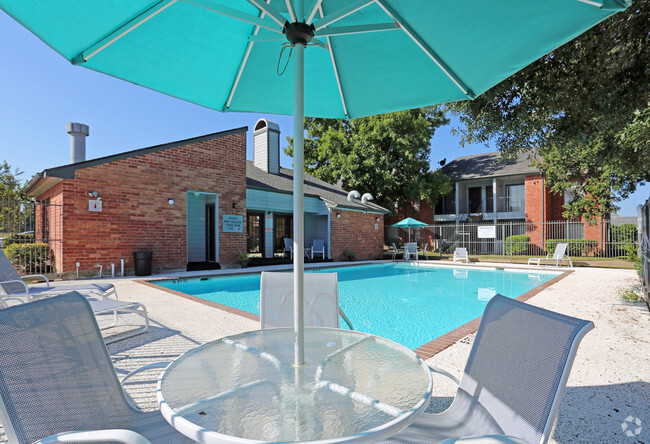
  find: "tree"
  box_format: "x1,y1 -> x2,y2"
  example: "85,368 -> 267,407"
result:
285,107 -> 451,214
448,1 -> 649,220
0,161 -> 24,201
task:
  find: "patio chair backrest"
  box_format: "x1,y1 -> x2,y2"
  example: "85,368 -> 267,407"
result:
0,250 -> 26,295
312,239 -> 325,250
405,243 -> 417,254
553,243 -> 569,259
0,292 -> 137,443
283,238 -> 293,251
456,247 -> 468,257
458,294 -> 593,444
260,272 -> 339,329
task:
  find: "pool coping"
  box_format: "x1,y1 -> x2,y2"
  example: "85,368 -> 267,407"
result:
137,261 -> 574,359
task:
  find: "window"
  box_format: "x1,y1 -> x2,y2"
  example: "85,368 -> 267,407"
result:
434,189 -> 456,215
506,184 -> 525,212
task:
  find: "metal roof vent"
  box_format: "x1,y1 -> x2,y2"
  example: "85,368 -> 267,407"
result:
67,122 -> 89,164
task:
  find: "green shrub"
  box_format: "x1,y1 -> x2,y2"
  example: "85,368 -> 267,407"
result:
3,242 -> 52,273
343,250 -> 356,261
504,235 -> 530,254
545,239 -> 599,257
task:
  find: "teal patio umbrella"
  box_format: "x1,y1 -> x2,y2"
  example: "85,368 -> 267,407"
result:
392,217 -> 428,242
0,0 -> 628,367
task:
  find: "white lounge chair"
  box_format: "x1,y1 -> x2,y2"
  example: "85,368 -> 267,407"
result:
0,250 -> 117,301
391,243 -> 404,260
382,294 -> 594,444
260,271 -> 353,330
528,242 -> 573,268
453,247 -> 469,263
0,292 -> 193,444
404,242 -> 419,260
311,239 -> 326,259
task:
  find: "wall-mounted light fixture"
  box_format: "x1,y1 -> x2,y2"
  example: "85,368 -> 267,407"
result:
232,202 -> 237,209
375,217 -> 380,222
336,213 -> 341,218
87,191 -> 101,200
168,198 -> 175,205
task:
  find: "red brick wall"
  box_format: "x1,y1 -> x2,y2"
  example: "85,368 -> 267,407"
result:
330,209 -> 384,260
37,131 -> 247,274
526,174 -> 566,252
35,182 -> 65,272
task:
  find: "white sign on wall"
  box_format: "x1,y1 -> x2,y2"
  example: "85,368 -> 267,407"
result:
223,215 -> 244,232
477,225 -> 496,239
88,200 -> 102,212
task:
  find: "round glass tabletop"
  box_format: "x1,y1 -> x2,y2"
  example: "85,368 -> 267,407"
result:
158,327 -> 432,443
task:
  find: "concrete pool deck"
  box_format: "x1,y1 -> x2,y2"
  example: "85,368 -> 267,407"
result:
1,261 -> 648,443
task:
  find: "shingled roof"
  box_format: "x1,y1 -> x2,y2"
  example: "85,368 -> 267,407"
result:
440,151 -> 539,180
246,161 -> 388,214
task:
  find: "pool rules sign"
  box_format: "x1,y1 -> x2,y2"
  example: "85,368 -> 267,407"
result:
477,226 -> 496,239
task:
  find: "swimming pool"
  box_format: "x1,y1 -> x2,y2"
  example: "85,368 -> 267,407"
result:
153,263 -> 561,349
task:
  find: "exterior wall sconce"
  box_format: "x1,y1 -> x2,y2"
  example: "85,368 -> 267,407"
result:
336,213 -> 341,218
168,198 -> 175,205
87,191 -> 100,200
232,202 -> 237,209
375,217 -> 380,222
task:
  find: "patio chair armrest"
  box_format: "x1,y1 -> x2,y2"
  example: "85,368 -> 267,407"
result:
22,274 -> 50,285
428,365 -> 460,385
439,436 -> 530,444
0,279 -> 29,293
120,361 -> 170,384
33,429 -> 151,444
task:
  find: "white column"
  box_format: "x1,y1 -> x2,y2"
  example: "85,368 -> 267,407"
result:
492,178 -> 497,224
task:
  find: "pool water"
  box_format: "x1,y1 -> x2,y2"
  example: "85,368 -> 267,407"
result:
153,263 -> 560,349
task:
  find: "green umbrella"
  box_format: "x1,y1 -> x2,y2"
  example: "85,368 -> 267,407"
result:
0,0 -> 628,367
392,217 -> 428,242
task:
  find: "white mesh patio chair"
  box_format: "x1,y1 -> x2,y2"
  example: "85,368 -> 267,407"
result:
0,292 -> 194,444
283,237 -> 293,259
382,294 -> 594,444
0,250 -> 117,301
391,243 -> 404,260
404,242 -> 419,261
260,271 -> 353,330
527,243 -> 573,268
453,247 -> 469,263
311,238 -> 326,259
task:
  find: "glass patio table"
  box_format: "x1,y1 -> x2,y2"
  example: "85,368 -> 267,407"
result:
157,327 -> 433,443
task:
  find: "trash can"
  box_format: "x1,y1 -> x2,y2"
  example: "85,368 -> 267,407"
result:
133,251 -> 153,276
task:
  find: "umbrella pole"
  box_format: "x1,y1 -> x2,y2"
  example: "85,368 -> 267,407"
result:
292,11 -> 305,368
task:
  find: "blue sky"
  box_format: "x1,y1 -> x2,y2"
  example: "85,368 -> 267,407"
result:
0,11 -> 646,216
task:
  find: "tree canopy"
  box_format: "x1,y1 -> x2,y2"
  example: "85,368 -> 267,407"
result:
0,161 -> 24,201
285,107 -> 451,214
448,1 -> 649,220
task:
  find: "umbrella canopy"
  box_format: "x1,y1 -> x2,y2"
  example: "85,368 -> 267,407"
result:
0,0 -> 628,367
392,217 -> 428,242
392,217 -> 428,228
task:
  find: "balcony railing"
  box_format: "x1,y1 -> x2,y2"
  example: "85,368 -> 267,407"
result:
436,197 -> 526,215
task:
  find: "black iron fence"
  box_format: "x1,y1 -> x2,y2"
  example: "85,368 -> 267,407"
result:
386,218 -> 639,264
0,200 -> 63,276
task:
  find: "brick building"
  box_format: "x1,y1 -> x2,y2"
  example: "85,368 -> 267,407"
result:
386,152 -> 605,253
24,120 -> 387,275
